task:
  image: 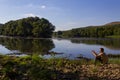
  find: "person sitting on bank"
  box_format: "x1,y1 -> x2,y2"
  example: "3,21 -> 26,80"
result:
92,48 -> 108,64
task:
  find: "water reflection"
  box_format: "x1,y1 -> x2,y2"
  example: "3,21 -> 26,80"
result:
70,38 -> 120,50
0,37 -> 55,55
0,37 -> 120,59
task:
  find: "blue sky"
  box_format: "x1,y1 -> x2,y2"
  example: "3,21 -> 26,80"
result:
0,0 -> 120,31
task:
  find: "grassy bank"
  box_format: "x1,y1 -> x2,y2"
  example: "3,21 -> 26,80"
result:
106,35 -> 120,38
0,55 -> 120,80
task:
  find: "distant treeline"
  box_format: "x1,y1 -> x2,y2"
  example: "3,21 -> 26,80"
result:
0,24 -> 3,27
54,24 -> 120,38
0,17 -> 55,38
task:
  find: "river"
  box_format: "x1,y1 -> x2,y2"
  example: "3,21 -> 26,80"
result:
0,37 -> 120,59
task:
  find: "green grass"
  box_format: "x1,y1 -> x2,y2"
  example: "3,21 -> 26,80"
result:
0,54 -> 120,80
109,58 -> 120,64
106,35 -> 120,38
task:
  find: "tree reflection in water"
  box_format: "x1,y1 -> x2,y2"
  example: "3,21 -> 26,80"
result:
0,37 -> 55,55
70,38 -> 120,50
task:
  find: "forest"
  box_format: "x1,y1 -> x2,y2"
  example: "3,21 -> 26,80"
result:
0,17 -> 120,38
54,23 -> 120,38
0,17 -> 55,38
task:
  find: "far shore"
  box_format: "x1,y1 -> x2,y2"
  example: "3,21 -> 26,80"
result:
1,35 -> 120,40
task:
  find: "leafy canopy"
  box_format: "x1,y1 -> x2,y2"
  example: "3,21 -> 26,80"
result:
0,17 -> 55,38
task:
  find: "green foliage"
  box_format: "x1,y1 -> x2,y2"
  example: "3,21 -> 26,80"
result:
109,58 -> 120,64
106,35 -> 120,38
0,55 -> 120,80
54,24 -> 120,38
0,17 -> 55,38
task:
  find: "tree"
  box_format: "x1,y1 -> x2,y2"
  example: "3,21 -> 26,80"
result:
54,24 -> 120,38
0,17 -> 55,38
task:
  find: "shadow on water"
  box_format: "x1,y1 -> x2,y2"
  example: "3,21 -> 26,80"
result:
0,37 -> 55,55
70,38 -> 120,50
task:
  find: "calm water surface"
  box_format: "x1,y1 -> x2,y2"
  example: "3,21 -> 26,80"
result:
0,37 -> 120,59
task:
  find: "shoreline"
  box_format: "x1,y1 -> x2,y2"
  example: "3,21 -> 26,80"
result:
0,55 -> 120,80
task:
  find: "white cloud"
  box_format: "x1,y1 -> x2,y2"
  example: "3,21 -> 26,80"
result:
41,5 -> 46,9
24,13 -> 36,17
23,13 -> 42,18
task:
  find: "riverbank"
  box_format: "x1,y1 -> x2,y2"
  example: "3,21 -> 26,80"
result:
0,55 -> 120,80
106,35 -> 120,38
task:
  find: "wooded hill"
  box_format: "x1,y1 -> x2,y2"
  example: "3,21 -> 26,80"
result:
54,22 -> 120,38
0,17 -> 55,38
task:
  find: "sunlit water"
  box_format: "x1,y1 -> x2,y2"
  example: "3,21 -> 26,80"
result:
0,37 -> 120,59
0,45 -> 12,54
49,39 -> 120,59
